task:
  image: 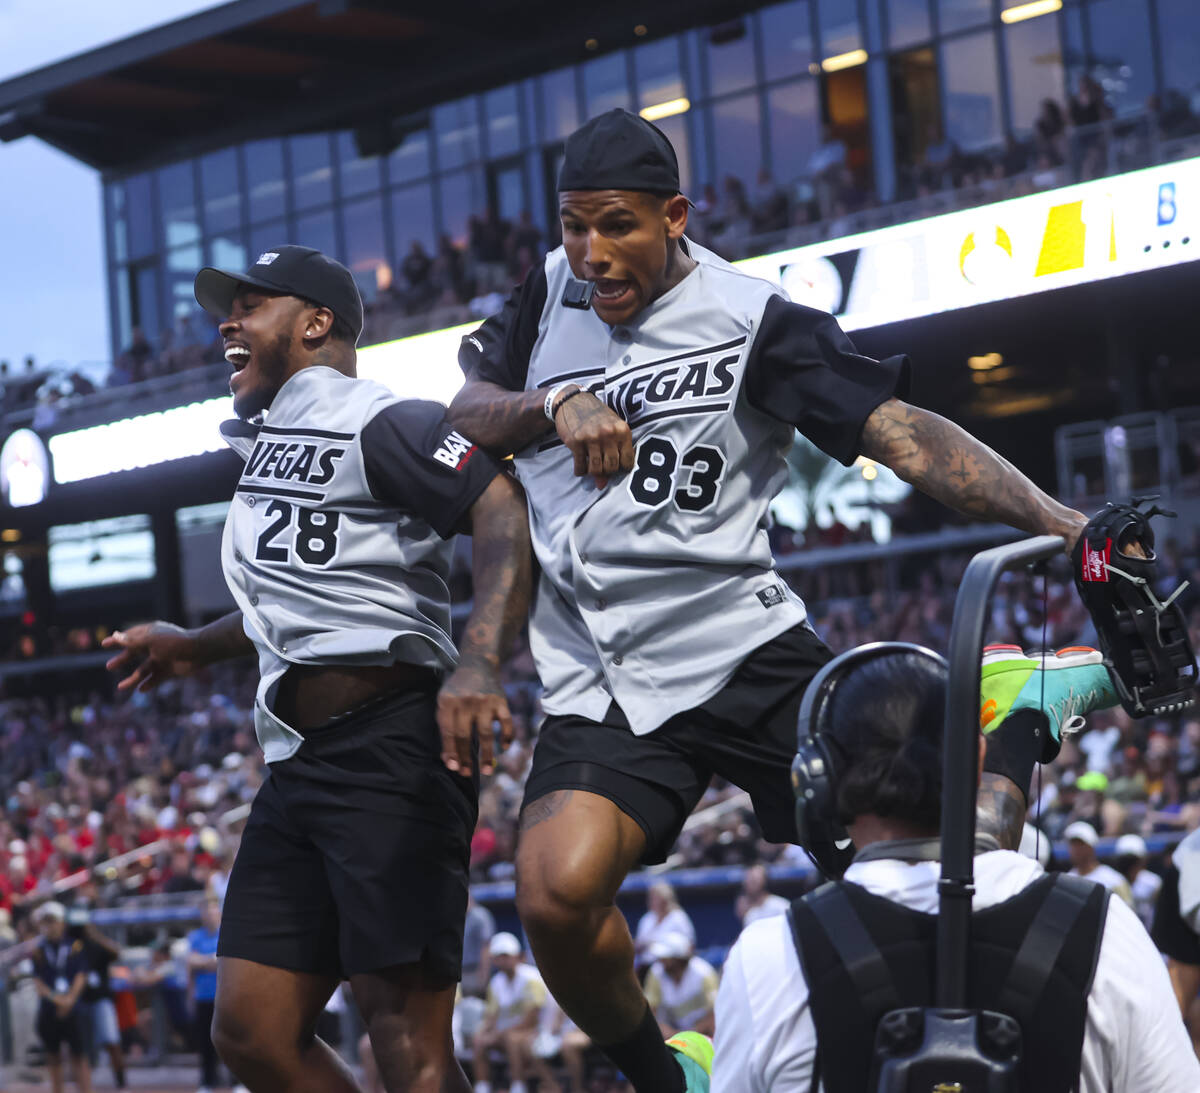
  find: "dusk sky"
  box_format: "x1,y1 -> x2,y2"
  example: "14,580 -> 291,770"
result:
0,1 -> 224,372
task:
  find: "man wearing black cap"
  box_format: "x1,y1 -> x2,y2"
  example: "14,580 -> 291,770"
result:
448,109 -> 1092,1093
104,246 -> 531,1093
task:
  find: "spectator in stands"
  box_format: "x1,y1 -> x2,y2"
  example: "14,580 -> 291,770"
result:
1034,99 -> 1067,164
400,240 -> 435,311
920,123 -> 958,190
734,864 -> 788,928
433,234 -> 469,305
462,891 -> 496,998
163,846 -> 204,894
509,210 -> 543,272
642,933 -> 717,1039
115,328 -> 154,385
1064,821 -> 1135,906
186,897 -> 221,1093
633,882 -> 695,973
1114,833 -> 1162,933
473,932 -> 546,1093
32,901 -> 94,1093
749,168 -> 788,235
535,994 -> 594,1093
68,907 -> 127,1092
807,125 -> 848,217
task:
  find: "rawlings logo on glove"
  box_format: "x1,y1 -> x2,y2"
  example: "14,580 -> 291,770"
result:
1072,498 -> 1198,718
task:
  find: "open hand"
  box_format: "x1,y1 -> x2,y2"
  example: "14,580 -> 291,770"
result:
436,660 -> 514,777
102,622 -> 201,693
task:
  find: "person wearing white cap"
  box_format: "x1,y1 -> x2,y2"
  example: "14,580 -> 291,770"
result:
1114,833 -> 1162,932
643,934 -> 717,1040
472,933 -> 545,1093
1064,821 -> 1134,907
31,901 -> 94,1093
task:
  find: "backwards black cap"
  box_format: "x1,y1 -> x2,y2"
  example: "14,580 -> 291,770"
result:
194,245 -> 364,343
557,108 -> 681,195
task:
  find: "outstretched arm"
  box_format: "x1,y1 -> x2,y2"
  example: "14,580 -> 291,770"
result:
436,473 -> 532,776
102,610 -> 254,693
861,399 -> 1087,546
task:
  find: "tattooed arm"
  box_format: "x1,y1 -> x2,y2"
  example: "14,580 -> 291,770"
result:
860,399 -> 1087,546
449,381 -> 635,489
975,772 -> 1029,851
436,472 -> 532,777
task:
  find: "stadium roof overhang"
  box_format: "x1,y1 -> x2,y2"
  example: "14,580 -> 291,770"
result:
0,0 -> 758,174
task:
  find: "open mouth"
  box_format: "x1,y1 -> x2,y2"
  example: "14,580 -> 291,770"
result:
224,345 -> 251,371
592,279 -> 634,307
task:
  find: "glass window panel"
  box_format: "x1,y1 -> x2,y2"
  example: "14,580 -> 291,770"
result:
434,98 -> 482,171
107,183 -> 128,264
245,140 -> 285,223
164,245 -> 204,337
200,148 -> 241,235
249,219 -> 289,260
492,164 -> 526,221
1085,0 -> 1155,117
206,233 -> 247,272
391,183 -> 436,258
1158,0 -> 1200,101
125,174 -> 156,260
760,2 -> 813,82
291,134 -> 333,211
114,268 -> 132,351
706,20 -> 756,96
134,264 -> 161,345
635,38 -> 685,109
337,130 -> 381,199
485,85 -> 522,157
158,162 -> 199,248
938,0 -> 990,35
768,79 -> 821,183
295,209 -> 336,257
1005,15 -> 1064,136
520,78 -> 538,149
654,114 -> 692,194
584,52 -> 632,116
341,196 -> 387,304
817,0 -> 861,58
710,92 -> 763,187
525,148 -> 547,229
540,67 -> 579,142
941,29 -> 1002,150
439,169 -> 486,246
888,0 -> 931,49
387,124 -> 431,183
1062,4 -> 1086,89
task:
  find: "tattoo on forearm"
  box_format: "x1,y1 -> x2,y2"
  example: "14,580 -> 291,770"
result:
448,381 -> 552,456
860,400 -> 1085,541
519,790 -> 575,832
975,772 -> 1028,851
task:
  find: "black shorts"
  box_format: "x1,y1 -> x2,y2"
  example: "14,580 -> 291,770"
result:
1152,865 -> 1200,965
523,623 -> 832,863
219,687 -> 478,982
37,1005 -> 86,1058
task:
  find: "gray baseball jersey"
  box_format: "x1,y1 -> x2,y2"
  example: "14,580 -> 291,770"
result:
460,240 -> 908,736
219,365 -> 500,761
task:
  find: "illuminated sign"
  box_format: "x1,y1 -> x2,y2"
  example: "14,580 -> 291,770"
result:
44,155 -> 1200,486
735,155 -> 1199,331
0,429 -> 50,507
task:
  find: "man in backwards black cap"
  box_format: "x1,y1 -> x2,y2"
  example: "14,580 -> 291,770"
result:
448,110 -> 1094,1093
104,246 -> 531,1093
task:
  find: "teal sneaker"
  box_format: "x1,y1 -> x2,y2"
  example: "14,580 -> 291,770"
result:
980,645 -> 1120,755
667,1031 -> 712,1092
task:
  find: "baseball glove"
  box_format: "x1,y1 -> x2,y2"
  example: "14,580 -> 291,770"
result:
1072,497 -> 1197,718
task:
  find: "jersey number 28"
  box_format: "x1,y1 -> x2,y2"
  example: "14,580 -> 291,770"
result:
628,435 -> 726,512
255,501 -> 341,566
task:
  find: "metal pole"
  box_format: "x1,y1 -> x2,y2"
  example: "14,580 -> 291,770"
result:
937,535 -> 1064,1007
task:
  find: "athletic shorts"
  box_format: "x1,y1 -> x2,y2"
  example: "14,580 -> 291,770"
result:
37,1005 -> 86,1058
219,686 -> 478,982
524,623 -> 832,863
1151,865 -> 1200,965
92,997 -> 120,1047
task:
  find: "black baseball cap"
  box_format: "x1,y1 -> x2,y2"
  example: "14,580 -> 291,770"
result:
194,245 -> 364,342
557,108 -> 682,195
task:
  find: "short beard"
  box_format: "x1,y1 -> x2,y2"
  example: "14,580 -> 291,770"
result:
234,329 -> 293,420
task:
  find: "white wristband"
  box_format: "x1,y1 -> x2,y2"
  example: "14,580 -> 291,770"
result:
544,383 -> 568,422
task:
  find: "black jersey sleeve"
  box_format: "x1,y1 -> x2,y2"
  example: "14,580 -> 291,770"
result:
744,294 -> 911,466
458,263 -> 548,391
361,399 -> 503,538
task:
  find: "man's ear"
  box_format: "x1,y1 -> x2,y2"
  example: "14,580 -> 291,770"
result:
664,193 -> 690,241
302,305 -> 335,343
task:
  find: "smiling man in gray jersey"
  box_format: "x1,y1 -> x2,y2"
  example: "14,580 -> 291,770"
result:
448,109 -> 1092,1093
104,246 -> 530,1093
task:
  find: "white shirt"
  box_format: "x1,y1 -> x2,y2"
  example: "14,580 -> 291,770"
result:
741,893 -> 789,927
644,956 -> 719,1031
1069,862 -> 1134,905
712,850 -> 1199,1093
1131,869 -> 1163,933
635,907 -> 696,966
485,964 -> 546,1032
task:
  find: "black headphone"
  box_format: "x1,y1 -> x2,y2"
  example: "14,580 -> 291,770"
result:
792,642 -> 948,879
